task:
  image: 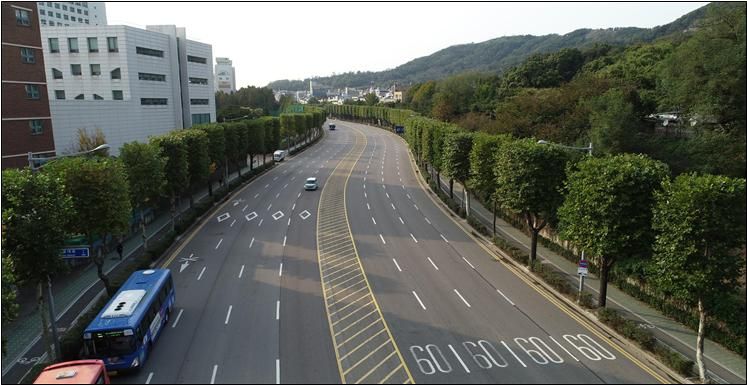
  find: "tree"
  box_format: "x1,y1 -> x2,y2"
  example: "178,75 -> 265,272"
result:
469,133 -> 511,233
120,141 -> 165,250
194,124 -> 226,195
588,87 -> 645,155
246,119 -> 266,170
650,173 -> 746,383
495,139 -> 573,269
1,253 -> 18,356
2,168 -> 72,360
178,130 -> 210,206
558,154 -> 669,307
442,131 -> 474,215
47,157 -> 131,296
75,127 -> 109,156
364,92 -> 380,106
151,133 -> 189,232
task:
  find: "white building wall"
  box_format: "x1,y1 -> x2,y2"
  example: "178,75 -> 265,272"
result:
186,40 -> 216,125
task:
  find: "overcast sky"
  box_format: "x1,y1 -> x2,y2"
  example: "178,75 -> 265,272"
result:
106,2 -> 708,88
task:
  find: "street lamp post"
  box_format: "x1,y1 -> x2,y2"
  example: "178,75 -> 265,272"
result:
537,140 -> 593,156
27,143 -> 110,361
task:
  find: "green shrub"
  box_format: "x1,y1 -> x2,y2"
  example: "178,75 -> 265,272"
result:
59,295 -> 109,361
579,292 -> 596,309
653,343 -> 694,377
467,215 -> 490,236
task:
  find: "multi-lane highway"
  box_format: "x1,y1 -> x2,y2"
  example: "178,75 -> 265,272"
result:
113,120 -> 669,384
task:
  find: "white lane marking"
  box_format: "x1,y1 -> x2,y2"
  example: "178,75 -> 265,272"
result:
364,176 -> 367,182
391,203 -> 396,210
273,176 -> 278,181
283,183 -> 288,189
364,192 -> 367,198
412,291 -> 426,310
382,177 -> 385,183
276,359 -> 280,384
211,365 -> 218,384
550,336 -> 579,361
249,237 -> 255,248
407,194 -> 412,200
392,258 -> 402,272
371,217 -> 377,225
496,289 -> 516,306
288,218 -> 291,227
402,185 -> 406,190
410,233 -> 418,243
502,341 -> 527,367
428,257 -> 439,270
297,192 -> 302,198
258,219 -> 264,227
279,263 -> 283,277
264,184 -> 270,189
367,203 -> 371,210
399,217 -> 404,224
386,192 -> 390,199
225,305 -> 233,324
363,184 -> 366,189
146,372 -> 154,384
267,204 -> 272,211
283,236 -> 287,247
381,171 -> 384,175
276,300 -> 280,320
230,219 -> 236,227
171,309 -> 184,328
379,234 -> 386,244
462,257 -> 476,269
275,193 -> 280,199
454,289 -> 471,308
440,234 -> 449,243
414,204 -> 419,211
449,344 -> 471,373
239,265 -> 245,278
217,213 -> 230,222
215,238 -> 223,249
291,176 -> 296,181
254,193 -> 260,199
292,203 -> 296,210
197,267 -> 206,281
425,217 -> 432,225
243,205 -> 248,212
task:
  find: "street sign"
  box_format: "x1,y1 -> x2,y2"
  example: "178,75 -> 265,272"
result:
578,259 -> 589,276
60,247 -> 90,259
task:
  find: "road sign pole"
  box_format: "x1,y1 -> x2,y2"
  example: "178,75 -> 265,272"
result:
47,275 -> 62,361
577,250 -> 586,304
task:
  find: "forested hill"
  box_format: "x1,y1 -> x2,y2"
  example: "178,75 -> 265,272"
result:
267,4 -> 708,90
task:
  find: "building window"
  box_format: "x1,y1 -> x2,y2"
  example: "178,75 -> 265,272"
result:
110,68 -> 121,80
63,14 -> 68,20
136,47 -> 164,58
41,19 -> 47,25
49,38 -> 59,53
52,68 -> 63,79
90,64 -> 101,76
77,8 -> 82,14
85,19 -> 89,24
93,94 -> 103,100
189,77 -> 208,85
106,37 -> 118,52
78,17 -> 83,22
15,9 -> 30,26
192,113 -> 211,124
47,2 -> 52,7
21,48 -> 36,64
138,72 -> 166,81
190,99 -> 209,105
187,55 -> 207,64
62,4 -> 67,10
55,12 -> 60,18
49,21 -> 54,26
55,90 -> 66,100
84,9 -> 88,14
141,98 -> 167,105
74,94 -> 84,100
71,64 -> 82,75
87,37 -> 98,52
40,9 -> 45,15
68,38 -> 79,53
30,120 -> 44,135
112,90 -> 123,100
25,85 -> 40,100
54,3 -> 59,8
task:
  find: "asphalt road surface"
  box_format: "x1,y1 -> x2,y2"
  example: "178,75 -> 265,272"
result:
111,120 -> 670,384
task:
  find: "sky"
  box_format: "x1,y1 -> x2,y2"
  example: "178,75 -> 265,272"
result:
106,2 -> 708,88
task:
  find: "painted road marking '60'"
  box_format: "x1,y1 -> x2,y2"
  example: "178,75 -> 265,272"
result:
409,334 -> 615,375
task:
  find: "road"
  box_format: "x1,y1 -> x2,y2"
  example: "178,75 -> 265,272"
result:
111,120 -> 670,384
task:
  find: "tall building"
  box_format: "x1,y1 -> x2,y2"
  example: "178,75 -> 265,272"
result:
214,57 -> 235,94
40,24 -> 216,156
2,2 -> 57,169
36,1 -> 106,27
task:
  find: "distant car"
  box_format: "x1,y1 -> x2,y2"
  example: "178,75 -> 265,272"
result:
304,177 -> 318,191
273,150 -> 287,162
329,124 -> 336,130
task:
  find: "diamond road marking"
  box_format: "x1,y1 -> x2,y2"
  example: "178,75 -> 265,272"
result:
272,211 -> 285,220
299,210 -> 311,220
245,212 -> 258,222
217,213 -> 231,222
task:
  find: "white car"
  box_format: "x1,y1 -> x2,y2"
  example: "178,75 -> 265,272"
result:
304,177 -> 318,191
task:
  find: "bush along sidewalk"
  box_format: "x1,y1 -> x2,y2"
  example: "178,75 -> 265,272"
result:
414,148 -> 695,378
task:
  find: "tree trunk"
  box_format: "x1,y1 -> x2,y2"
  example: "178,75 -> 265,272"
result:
697,298 -> 708,383
207,179 -> 213,197
237,160 -> 242,178
598,258 -> 610,307
91,236 -> 113,296
170,195 -> 176,233
38,282 -> 53,361
140,210 -> 148,251
464,188 -> 470,217
449,179 -> 454,199
249,155 -> 254,171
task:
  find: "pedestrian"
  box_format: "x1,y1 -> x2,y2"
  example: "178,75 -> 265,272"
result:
116,241 -> 123,260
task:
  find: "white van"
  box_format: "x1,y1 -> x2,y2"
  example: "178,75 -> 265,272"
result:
273,150 -> 287,162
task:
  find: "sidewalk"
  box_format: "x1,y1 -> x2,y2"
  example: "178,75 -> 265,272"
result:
1,155 -> 272,375
432,172 -> 746,383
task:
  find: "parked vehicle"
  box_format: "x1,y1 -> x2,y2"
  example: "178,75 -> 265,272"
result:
273,150 -> 287,162
329,124 -> 336,130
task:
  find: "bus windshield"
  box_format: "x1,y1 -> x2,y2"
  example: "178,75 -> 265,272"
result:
89,331 -> 137,357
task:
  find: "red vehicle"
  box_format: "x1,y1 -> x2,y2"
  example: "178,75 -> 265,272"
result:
33,360 -> 110,384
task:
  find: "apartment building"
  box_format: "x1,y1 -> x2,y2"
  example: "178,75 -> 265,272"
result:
40,24 -> 216,155
36,1 -> 106,27
214,57 -> 236,94
2,2 -> 56,169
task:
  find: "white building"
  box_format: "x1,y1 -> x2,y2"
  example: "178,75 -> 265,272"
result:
214,57 -> 236,94
40,24 -> 216,155
36,1 -> 106,27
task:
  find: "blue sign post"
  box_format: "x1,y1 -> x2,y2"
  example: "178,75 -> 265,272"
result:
60,247 -> 90,259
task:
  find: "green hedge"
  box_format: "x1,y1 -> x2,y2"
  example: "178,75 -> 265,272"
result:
59,295 -> 110,361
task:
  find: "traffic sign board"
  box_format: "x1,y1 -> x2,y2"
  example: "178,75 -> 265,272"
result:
60,247 -> 90,259
578,259 -> 589,276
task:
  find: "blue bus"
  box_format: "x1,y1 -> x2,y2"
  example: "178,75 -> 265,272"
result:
83,269 -> 175,371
